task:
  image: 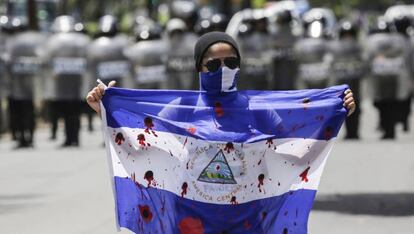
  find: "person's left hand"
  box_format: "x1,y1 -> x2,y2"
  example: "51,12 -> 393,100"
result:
343,89 -> 356,117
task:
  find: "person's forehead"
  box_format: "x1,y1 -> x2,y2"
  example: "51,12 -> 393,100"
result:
204,42 -> 236,58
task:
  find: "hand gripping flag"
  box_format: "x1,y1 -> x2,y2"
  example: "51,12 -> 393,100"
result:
101,85 -> 348,234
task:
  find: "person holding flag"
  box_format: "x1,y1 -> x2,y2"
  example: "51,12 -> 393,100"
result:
86,32 -> 355,234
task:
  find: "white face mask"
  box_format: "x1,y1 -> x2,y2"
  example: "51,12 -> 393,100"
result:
199,66 -> 240,94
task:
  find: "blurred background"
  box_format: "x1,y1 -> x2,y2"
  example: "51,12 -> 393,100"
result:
0,0 -> 413,233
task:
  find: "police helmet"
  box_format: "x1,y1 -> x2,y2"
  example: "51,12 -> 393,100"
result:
0,16 -> 27,34
170,0 -> 198,23
338,20 -> 358,39
166,18 -> 187,37
209,13 -> 229,32
369,17 -> 391,34
51,15 -> 76,33
134,21 -> 162,42
302,8 -> 336,38
97,15 -> 118,37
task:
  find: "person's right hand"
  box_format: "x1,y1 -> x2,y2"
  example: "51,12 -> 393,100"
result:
86,80 -> 116,115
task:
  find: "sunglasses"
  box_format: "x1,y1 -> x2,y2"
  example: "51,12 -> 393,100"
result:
203,57 -> 240,72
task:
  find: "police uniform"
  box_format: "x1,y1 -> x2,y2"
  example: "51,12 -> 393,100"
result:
42,16 -> 90,146
6,30 -> 45,147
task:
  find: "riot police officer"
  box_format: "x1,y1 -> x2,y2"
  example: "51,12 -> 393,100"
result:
5,19 -> 44,147
165,18 -> 198,89
366,18 -> 412,139
42,16 -> 90,146
270,10 -> 299,90
392,14 -> 413,132
329,20 -> 366,139
87,15 -> 132,130
237,11 -> 273,90
124,19 -> 168,89
294,8 -> 336,89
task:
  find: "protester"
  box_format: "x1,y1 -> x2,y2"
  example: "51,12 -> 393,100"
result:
87,32 -> 355,117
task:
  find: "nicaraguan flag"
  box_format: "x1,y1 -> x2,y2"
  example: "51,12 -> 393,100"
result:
101,85 -> 348,234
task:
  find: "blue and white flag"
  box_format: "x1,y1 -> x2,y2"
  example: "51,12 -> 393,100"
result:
101,85 -> 348,234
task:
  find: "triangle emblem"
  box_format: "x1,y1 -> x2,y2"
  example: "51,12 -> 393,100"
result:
197,150 -> 237,184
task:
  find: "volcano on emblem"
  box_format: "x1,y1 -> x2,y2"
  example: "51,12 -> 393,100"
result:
197,150 -> 237,184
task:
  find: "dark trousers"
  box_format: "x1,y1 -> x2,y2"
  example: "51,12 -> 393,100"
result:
8,98 -> 35,146
48,100 -> 59,139
50,100 -> 81,146
374,100 -> 397,139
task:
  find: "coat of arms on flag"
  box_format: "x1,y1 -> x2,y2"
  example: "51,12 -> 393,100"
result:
101,85 -> 348,234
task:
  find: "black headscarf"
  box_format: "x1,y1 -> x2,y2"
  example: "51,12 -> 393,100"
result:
194,31 -> 240,71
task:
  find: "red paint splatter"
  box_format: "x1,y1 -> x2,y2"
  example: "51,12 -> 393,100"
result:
144,171 -> 154,187
230,196 -> 238,205
181,182 -> 188,197
224,142 -> 234,153
138,205 -> 153,223
115,133 -> 125,145
266,139 -> 273,148
187,127 -> 196,135
183,137 -> 188,148
178,217 -> 204,234
137,134 -> 150,147
299,167 -> 311,182
244,220 -> 252,230
324,127 -> 333,140
214,102 -> 224,117
144,117 -> 158,137
258,174 -> 265,192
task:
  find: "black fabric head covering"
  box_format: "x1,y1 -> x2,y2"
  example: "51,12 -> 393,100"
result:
194,31 -> 240,71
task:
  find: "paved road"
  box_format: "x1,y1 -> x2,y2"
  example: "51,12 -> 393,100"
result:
0,100 -> 413,234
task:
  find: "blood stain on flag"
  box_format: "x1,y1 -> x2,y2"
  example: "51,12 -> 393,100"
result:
178,217 -> 204,234
138,205 -> 153,223
266,139 -> 273,148
258,174 -> 265,192
144,171 -> 154,187
137,134 -> 150,148
115,132 -> 125,145
244,220 -> 252,230
299,167 -> 311,182
224,142 -> 234,153
324,127 -> 333,140
187,127 -> 196,134
183,137 -> 188,148
181,182 -> 188,197
214,102 -> 224,117
230,196 -> 238,204
144,117 -> 158,137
